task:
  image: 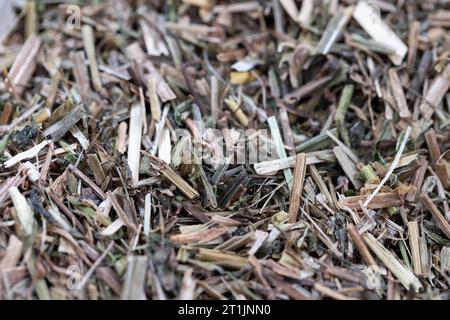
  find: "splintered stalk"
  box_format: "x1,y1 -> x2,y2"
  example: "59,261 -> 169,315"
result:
316,7 -> 353,55
408,221 -> 422,275
363,233 -> 422,292
268,116 -> 293,190
198,248 -> 249,269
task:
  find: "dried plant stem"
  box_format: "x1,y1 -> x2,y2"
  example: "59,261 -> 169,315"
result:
420,192 -> 450,239
288,153 -> 307,223
364,126 -> 411,207
408,220 -> 422,275
363,233 -> 422,292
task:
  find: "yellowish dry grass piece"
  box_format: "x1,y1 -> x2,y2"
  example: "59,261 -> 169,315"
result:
197,248 -> 249,269
147,76 -> 161,121
230,71 -> 255,84
420,192 -> 450,239
408,220 -> 422,275
33,107 -> 51,123
8,186 -> 35,236
128,102 -> 143,185
388,68 -> 411,119
182,0 -> 213,10
25,0 -> 37,38
81,24 -> 102,91
288,153 -> 307,223
144,153 -> 199,200
224,97 -> 249,126
353,0 -> 407,65
420,65 -> 450,119
171,226 -> 228,244
363,233 -> 422,292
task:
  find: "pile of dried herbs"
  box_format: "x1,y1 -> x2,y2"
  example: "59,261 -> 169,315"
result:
0,0 -> 449,300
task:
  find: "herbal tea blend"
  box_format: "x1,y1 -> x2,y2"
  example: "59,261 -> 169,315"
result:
0,0 -> 449,300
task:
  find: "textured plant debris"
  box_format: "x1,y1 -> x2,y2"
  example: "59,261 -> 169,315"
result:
0,0 -> 449,301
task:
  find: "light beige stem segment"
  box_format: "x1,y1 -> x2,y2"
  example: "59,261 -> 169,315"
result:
388,68 -> 411,119
8,187 -> 35,236
82,24 -> 102,91
353,0 -> 407,65
363,233 -> 422,292
408,221 -> 422,275
128,103 -> 143,185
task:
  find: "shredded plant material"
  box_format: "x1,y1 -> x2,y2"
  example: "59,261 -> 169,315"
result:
0,0 -> 449,300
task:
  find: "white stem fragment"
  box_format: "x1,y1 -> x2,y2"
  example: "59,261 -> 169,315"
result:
144,193 -> 152,236
353,0 -> 408,65
128,103 -> 143,185
4,140 -> 51,168
8,186 -> 35,236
